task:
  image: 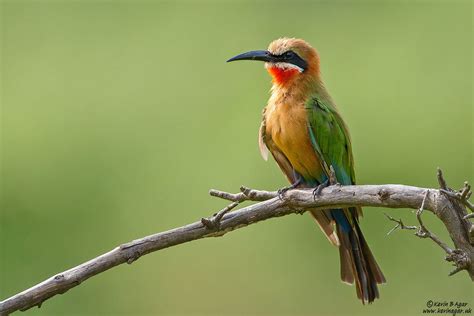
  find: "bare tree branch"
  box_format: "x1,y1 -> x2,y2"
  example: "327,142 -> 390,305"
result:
383,190 -> 467,276
1,170 -> 473,315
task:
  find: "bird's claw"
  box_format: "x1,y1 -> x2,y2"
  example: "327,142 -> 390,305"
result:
312,180 -> 329,200
277,187 -> 289,200
277,177 -> 302,200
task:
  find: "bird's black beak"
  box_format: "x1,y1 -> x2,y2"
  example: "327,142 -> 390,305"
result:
227,50 -> 276,63
227,49 -> 308,71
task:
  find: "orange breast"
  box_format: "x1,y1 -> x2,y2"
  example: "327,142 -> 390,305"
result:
264,101 -> 322,180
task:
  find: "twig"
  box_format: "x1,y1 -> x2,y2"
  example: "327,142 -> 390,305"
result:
437,167 -> 448,190
413,191 -> 453,254
464,213 -> 474,220
439,179 -> 474,213
460,182 -> 471,200
209,186 -> 277,202
385,189 -> 471,277
201,201 -> 239,229
384,213 -> 417,235
440,189 -> 474,212
1,173 -> 474,315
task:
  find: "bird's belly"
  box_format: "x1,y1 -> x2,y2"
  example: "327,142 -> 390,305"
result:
265,103 -> 323,182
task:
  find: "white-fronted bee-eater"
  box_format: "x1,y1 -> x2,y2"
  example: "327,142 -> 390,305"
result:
227,38 -> 386,303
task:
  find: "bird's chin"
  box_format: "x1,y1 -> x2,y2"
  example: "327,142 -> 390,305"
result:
265,62 -> 304,73
266,65 -> 301,85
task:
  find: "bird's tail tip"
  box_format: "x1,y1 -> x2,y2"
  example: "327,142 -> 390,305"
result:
338,220 -> 386,304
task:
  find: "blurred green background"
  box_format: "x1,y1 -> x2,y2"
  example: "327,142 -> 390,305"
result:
1,1 -> 472,315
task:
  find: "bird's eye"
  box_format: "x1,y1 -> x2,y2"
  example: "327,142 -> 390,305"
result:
283,51 -> 295,59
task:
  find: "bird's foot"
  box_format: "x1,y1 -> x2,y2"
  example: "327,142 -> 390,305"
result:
277,178 -> 302,200
201,201 -> 239,230
312,180 -> 330,200
277,187 -> 289,200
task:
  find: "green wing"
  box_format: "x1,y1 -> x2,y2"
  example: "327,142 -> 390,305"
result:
305,95 -> 355,186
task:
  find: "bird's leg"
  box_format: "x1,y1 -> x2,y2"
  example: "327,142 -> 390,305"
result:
312,179 -> 330,200
328,165 -> 339,186
278,174 -> 303,200
312,165 -> 339,200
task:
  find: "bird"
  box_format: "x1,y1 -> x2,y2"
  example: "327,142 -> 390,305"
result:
226,38 -> 386,303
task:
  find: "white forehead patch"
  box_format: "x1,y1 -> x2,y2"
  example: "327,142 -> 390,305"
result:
268,38 -> 296,55
265,62 -> 304,73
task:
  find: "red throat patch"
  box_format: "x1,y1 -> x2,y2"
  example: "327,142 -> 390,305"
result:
267,66 -> 299,85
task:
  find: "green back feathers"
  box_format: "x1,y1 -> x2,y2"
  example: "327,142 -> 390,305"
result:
305,94 -> 355,185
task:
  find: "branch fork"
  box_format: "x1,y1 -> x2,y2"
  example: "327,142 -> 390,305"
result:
384,171 -> 473,276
